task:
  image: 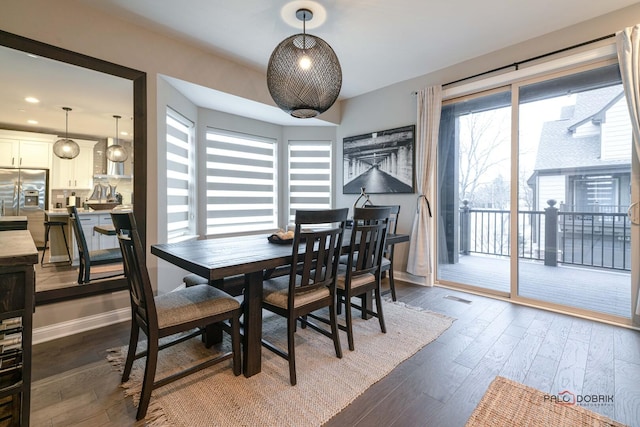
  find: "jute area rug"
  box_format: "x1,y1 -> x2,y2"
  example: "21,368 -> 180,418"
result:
107,301 -> 453,426
465,376 -> 628,427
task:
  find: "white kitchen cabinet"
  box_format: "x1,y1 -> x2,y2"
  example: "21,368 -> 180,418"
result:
0,137 -> 52,169
51,139 -> 95,189
69,212 -> 119,265
97,213 -> 118,249
70,214 -> 99,266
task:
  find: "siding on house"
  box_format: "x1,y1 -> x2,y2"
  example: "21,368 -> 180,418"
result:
602,96 -> 632,160
537,174 -> 566,209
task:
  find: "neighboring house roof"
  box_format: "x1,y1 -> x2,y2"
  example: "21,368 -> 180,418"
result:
533,86 -> 628,172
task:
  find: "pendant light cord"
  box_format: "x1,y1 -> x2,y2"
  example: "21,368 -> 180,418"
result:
302,10 -> 307,50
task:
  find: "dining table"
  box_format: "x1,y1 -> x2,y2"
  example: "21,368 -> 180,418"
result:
151,231 -> 409,377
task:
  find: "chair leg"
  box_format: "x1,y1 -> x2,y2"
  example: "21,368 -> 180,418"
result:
388,265 -> 397,301
345,293 -> 355,351
40,224 -> 50,266
329,302 -> 342,359
375,287 -> 386,334
287,315 -> 297,386
136,336 -> 159,420
122,323 -> 139,382
231,313 -> 241,376
84,261 -> 91,284
77,260 -> 85,284
60,225 -> 72,262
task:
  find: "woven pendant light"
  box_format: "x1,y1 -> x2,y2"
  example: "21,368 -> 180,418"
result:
267,8 -> 342,118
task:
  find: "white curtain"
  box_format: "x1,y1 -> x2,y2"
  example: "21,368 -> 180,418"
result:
616,25 -> 640,319
407,86 -> 442,283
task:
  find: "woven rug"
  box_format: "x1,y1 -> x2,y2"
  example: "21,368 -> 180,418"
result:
466,376 -> 628,427
107,301 -> 453,426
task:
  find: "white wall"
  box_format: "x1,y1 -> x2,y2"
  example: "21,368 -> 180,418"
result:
4,0 -> 640,330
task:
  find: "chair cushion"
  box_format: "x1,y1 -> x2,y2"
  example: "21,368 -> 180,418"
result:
155,284 -> 240,329
380,257 -> 391,270
336,264 -> 375,290
88,247 -> 122,262
183,273 -> 209,287
338,253 -> 351,265
263,276 -> 330,309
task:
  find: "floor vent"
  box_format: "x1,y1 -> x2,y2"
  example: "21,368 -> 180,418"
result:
444,295 -> 473,304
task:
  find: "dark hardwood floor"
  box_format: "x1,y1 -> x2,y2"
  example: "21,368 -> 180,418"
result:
31,281 -> 640,426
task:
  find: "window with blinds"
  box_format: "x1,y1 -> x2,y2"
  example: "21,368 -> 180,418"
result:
166,109 -> 195,242
205,128 -> 277,235
288,140 -> 332,223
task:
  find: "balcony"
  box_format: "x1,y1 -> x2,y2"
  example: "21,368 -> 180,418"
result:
438,201 -> 632,318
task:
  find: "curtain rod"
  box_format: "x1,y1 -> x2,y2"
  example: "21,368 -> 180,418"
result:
445,33 -> 616,87
412,33 -> 616,94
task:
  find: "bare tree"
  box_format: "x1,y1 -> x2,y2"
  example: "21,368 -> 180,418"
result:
458,109 -> 510,206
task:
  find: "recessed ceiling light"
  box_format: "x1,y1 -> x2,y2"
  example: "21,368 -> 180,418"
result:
120,131 -> 129,136
25,97 -> 39,103
27,119 -> 38,125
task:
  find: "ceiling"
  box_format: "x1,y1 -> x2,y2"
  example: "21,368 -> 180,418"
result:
2,0 -> 638,136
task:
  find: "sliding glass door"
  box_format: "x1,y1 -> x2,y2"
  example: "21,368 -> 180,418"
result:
516,63 -> 634,318
437,60 -> 638,323
437,88 -> 512,295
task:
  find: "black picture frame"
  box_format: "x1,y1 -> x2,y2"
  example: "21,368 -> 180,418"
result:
343,125 -> 415,194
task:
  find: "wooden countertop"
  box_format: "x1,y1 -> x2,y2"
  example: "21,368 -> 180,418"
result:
0,216 -> 27,222
0,230 -> 38,266
45,209 -> 114,217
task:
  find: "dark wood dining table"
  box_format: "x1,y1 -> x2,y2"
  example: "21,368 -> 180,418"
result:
150,231 -> 409,377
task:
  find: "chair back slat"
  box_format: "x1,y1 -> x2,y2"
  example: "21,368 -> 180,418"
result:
67,206 -> 89,256
289,208 -> 348,301
110,212 -> 157,328
349,207 -> 390,278
364,204 -> 400,256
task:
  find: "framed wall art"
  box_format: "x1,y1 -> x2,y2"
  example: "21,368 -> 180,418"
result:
343,124 -> 415,194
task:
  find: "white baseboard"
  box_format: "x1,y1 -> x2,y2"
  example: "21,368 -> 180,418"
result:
33,308 -> 130,345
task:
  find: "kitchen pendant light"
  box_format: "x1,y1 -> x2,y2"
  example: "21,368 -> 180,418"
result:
53,107 -> 80,159
106,115 -> 128,163
267,8 -> 342,118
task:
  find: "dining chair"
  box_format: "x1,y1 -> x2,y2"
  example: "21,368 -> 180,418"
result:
364,204 -> 400,301
261,207 -> 348,385
337,206 -> 390,351
110,212 -> 242,420
67,205 -> 123,284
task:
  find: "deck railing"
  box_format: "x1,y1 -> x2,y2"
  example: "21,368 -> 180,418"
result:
459,200 -> 632,271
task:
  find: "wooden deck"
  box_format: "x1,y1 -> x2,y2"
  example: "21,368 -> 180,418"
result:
437,254 -> 631,318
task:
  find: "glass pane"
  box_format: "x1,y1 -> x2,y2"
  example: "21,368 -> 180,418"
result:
517,65 -> 632,318
205,130 -> 277,235
437,90 -> 512,293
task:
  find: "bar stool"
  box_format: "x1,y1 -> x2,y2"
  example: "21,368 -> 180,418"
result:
41,221 -> 72,266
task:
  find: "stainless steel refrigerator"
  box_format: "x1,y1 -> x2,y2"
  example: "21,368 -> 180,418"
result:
0,168 -> 49,247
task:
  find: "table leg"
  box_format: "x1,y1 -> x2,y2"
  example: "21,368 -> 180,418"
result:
362,291 -> 373,319
242,270 -> 263,377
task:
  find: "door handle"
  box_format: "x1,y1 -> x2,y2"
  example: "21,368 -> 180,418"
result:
628,202 -> 639,225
